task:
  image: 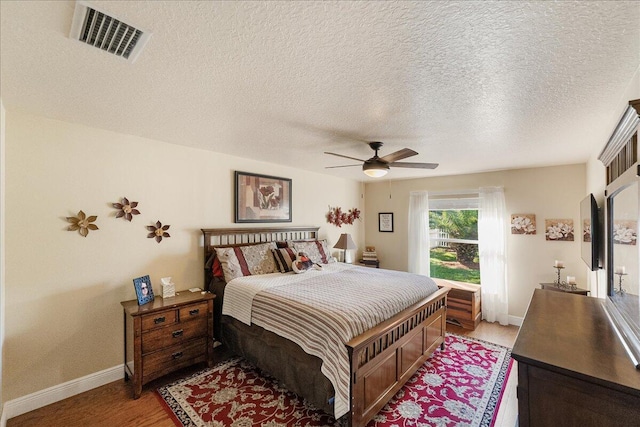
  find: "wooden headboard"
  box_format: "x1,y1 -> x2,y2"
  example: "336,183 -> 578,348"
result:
200,226 -> 320,288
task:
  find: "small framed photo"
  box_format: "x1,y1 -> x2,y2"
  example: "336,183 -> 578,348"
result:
133,275 -> 155,305
379,212 -> 394,232
235,171 -> 292,223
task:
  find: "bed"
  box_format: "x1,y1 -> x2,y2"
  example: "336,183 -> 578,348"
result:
201,226 -> 448,427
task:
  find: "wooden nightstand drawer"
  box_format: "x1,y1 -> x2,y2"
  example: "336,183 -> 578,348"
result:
142,337 -> 207,383
141,310 -> 178,331
142,316 -> 207,353
179,302 -> 208,320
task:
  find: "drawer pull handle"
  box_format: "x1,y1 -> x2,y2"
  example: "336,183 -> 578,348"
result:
154,316 -> 166,324
189,309 -> 200,316
172,351 -> 183,359
172,329 -> 184,338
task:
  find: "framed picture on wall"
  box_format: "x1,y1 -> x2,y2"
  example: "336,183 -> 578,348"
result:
379,212 -> 394,232
235,171 -> 292,223
133,275 -> 155,305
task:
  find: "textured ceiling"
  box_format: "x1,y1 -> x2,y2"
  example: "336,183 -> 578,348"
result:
1,1 -> 639,181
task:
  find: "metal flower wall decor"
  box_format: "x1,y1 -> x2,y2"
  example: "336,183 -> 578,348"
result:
326,206 -> 361,227
66,210 -> 99,237
113,197 -> 140,221
147,221 -> 171,243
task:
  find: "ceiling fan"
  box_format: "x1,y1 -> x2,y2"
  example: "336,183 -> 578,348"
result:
325,142 -> 439,178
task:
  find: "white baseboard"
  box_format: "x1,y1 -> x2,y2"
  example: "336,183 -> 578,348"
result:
3,364 -> 123,421
509,315 -> 524,327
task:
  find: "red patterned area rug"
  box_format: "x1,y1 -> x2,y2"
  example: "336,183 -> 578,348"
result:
157,334 -> 512,427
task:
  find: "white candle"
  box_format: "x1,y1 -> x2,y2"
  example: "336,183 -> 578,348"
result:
554,260 -> 564,268
567,275 -> 576,284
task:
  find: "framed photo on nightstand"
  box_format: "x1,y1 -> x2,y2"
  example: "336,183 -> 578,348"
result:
133,275 -> 155,305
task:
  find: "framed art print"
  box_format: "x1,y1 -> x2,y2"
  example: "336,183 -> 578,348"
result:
379,212 -> 394,232
235,171 -> 292,223
133,275 -> 155,305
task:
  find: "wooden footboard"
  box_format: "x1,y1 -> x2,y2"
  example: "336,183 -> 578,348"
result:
347,287 -> 448,427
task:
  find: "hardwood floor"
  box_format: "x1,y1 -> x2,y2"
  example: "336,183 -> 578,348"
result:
7,321 -> 520,427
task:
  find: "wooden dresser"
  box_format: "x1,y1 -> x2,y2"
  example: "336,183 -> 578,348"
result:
512,290 -> 640,426
121,292 -> 215,398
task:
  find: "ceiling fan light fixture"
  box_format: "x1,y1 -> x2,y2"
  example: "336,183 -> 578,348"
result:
363,162 -> 389,177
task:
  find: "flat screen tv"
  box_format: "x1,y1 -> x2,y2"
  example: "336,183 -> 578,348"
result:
580,193 -> 600,270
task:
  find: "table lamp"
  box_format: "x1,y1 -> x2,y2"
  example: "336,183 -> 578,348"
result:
334,233 -> 357,263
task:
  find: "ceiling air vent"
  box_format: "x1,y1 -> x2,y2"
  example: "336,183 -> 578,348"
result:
69,1 -> 151,63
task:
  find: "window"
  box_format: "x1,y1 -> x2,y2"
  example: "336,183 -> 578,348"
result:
429,194 -> 480,284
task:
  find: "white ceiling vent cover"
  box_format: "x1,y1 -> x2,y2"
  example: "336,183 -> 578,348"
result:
69,1 -> 151,63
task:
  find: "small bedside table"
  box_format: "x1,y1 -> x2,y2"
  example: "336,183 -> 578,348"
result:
359,259 -> 380,268
539,282 -> 590,296
121,292 -> 215,398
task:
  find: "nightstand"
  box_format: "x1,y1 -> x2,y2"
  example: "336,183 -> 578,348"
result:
359,259 -> 380,268
121,292 -> 215,398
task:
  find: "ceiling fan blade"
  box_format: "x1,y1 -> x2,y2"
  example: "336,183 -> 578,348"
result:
390,162 -> 439,169
325,164 -> 361,169
379,148 -> 418,163
324,152 -> 366,162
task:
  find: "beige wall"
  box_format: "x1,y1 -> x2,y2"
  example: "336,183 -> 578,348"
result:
1,99 -> 6,414
3,111 -> 364,401
364,164 -> 586,320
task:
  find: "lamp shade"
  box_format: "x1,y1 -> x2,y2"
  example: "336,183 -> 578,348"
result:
334,233 -> 357,250
363,162 -> 389,177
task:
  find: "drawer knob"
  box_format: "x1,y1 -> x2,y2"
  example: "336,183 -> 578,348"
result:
189,309 -> 200,316
172,351 -> 183,359
172,329 -> 184,338
154,316 -> 166,324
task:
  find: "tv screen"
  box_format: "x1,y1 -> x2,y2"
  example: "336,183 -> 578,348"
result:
580,193 -> 600,270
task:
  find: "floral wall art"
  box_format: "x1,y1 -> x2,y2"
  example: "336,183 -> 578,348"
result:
511,214 -> 536,235
66,210 -> 99,237
545,219 -> 574,241
234,171 -> 292,223
613,220 -> 638,245
326,206 -> 361,227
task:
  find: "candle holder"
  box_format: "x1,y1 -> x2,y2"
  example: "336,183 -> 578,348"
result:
553,266 -> 568,288
615,272 -> 627,294
552,266 -> 577,290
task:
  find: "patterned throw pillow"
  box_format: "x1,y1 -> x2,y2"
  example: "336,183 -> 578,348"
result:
271,248 -> 297,273
215,242 -> 277,282
289,240 -> 335,264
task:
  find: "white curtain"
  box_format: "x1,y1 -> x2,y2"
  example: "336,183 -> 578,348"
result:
408,191 -> 430,275
479,186 -> 509,325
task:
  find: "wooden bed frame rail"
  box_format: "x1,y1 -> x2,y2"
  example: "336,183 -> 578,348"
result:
200,227 -> 448,427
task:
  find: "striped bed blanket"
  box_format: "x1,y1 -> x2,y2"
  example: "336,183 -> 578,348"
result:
222,263 -> 439,419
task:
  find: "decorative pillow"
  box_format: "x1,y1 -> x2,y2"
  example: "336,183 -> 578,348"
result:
275,241 -> 289,249
291,252 -> 315,274
215,242 -> 277,282
271,247 -> 297,273
205,252 -> 225,280
212,256 -> 223,278
289,240 -> 336,264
